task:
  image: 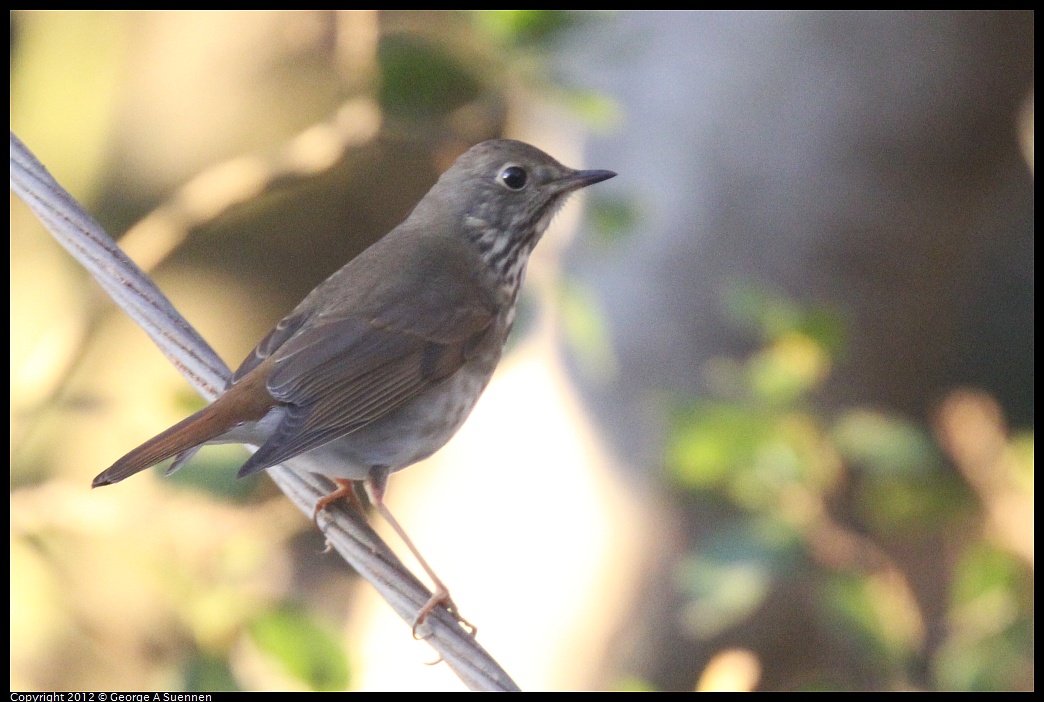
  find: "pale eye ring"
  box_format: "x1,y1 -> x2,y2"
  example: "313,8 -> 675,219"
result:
499,165 -> 528,190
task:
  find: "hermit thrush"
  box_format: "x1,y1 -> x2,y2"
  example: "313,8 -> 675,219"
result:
93,139 -> 615,628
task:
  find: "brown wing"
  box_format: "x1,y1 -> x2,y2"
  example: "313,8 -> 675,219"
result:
230,307 -> 312,384
234,228 -> 497,477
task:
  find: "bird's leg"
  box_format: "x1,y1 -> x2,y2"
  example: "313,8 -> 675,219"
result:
364,465 -> 475,638
312,478 -> 364,525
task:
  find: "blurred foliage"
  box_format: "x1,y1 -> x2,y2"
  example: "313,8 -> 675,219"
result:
164,443 -> 260,501
377,36 -> 481,120
666,283 -> 1034,691
934,544 -> 1035,691
586,192 -> 641,247
370,10 -> 619,130
180,654 -> 241,693
614,676 -> 661,692
470,10 -> 623,131
472,10 -> 582,47
248,602 -> 351,691
676,518 -> 803,638
558,279 -> 619,382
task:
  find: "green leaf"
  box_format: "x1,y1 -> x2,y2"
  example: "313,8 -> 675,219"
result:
822,571 -> 924,667
585,194 -> 637,247
668,402 -> 769,490
249,603 -> 350,692
722,283 -> 845,353
676,519 -> 800,639
558,279 -> 618,381
832,410 -> 941,477
180,653 -> 241,692
472,10 -> 580,46
378,35 -> 480,119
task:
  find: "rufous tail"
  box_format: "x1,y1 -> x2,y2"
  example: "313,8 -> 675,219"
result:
93,375 -> 276,487
93,405 -> 230,486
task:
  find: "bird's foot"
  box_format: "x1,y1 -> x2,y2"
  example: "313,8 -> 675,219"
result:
412,585 -> 477,639
312,478 -> 364,525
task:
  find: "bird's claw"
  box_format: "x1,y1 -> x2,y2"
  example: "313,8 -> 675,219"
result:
411,588 -> 477,639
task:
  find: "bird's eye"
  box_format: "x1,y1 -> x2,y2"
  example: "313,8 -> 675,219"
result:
499,165 -> 528,190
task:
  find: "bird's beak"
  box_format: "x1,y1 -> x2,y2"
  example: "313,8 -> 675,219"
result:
574,169 -> 617,188
556,168 -> 617,194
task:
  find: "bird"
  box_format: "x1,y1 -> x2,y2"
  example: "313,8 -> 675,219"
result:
92,138 -> 616,630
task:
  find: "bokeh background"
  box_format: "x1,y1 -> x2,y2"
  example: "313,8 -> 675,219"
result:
10,10 -> 1033,691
